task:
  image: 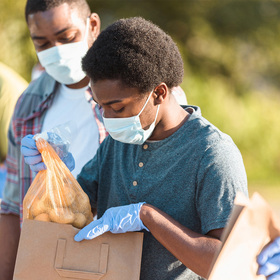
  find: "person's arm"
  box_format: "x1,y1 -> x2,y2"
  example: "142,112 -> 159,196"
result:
0,214 -> 20,280
21,133 -> 75,173
140,204 -> 221,278
0,114 -> 22,279
74,202 -> 222,278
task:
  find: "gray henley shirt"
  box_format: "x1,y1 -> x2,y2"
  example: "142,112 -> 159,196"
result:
77,105 -> 248,280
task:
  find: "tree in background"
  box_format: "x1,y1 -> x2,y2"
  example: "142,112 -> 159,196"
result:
0,0 -> 280,186
90,0 -> 280,97
0,0 -> 36,81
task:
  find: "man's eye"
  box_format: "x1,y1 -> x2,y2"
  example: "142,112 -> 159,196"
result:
36,42 -> 49,50
113,107 -> 124,113
60,35 -> 76,43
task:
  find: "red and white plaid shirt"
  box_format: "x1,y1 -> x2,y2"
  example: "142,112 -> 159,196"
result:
0,73 -> 108,223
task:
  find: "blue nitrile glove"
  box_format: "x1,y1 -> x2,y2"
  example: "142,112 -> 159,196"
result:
74,203 -> 149,242
21,134 -> 46,172
257,237 -> 280,280
21,133 -> 75,172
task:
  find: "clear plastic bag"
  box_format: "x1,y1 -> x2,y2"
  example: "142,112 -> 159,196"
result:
23,129 -> 93,229
35,121 -> 76,161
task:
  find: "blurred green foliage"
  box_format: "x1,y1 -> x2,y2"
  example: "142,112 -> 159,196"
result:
0,0 -> 37,81
0,0 -> 279,186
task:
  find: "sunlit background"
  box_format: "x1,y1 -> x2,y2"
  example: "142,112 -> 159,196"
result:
0,0 -> 279,214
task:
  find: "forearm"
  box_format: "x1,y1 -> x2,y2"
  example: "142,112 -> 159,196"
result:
0,214 -> 20,280
140,204 -> 222,278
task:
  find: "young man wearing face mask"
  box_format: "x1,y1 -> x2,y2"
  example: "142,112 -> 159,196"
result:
22,17 -> 248,279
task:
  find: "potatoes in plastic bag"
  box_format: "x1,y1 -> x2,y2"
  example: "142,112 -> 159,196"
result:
23,137 -> 93,229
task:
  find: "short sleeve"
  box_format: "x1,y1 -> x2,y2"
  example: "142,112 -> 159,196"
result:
196,139 -> 248,234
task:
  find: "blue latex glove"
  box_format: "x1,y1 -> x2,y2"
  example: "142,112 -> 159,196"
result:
21,135 -> 46,172
257,237 -> 280,279
74,203 -> 149,242
21,133 -> 75,172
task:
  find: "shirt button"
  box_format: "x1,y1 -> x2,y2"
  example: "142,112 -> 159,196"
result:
139,162 -> 144,168
143,144 -> 148,150
133,181 -> 138,186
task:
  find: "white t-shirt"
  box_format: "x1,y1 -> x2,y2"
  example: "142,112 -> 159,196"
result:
172,86 -> 188,105
42,84 -> 99,178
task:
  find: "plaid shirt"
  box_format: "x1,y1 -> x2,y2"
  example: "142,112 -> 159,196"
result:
0,73 -> 107,223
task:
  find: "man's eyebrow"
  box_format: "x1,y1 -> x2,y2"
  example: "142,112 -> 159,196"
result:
91,94 -> 122,106
103,100 -> 123,106
31,35 -> 47,40
31,27 -> 71,40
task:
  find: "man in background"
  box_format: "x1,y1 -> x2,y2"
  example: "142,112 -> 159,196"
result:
0,1 -> 103,279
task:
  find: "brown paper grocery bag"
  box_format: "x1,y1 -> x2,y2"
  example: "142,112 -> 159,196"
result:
13,219 -> 143,280
208,192 -> 280,280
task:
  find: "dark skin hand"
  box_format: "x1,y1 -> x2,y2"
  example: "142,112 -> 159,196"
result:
91,79 -> 223,278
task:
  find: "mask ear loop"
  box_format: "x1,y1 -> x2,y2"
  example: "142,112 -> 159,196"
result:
84,18 -> 90,43
142,95 -> 160,132
137,89 -> 155,117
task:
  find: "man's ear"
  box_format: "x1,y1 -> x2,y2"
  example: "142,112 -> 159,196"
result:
89,13 -> 101,41
153,83 -> 168,105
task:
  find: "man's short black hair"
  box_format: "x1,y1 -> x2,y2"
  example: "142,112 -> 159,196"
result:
82,17 -> 184,93
25,0 -> 91,22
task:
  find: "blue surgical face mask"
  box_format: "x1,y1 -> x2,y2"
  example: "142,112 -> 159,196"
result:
103,90 -> 160,145
37,18 -> 90,85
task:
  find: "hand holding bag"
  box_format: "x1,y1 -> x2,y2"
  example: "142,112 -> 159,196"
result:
23,137 -> 93,228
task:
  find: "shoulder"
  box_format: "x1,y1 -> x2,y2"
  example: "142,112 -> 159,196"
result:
13,73 -> 57,119
184,108 -> 234,147
172,106 -> 231,149
24,72 -> 56,97
193,117 -> 246,182
176,107 -> 244,166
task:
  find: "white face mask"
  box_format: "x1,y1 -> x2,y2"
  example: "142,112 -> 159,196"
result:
103,90 -> 160,145
37,18 -> 90,85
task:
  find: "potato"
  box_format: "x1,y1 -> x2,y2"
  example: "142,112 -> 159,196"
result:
49,208 -> 75,224
73,213 -> 87,229
34,213 -> 51,222
50,187 -> 76,207
75,194 -> 92,216
30,198 -> 47,217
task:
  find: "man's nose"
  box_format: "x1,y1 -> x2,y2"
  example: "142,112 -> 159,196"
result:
103,110 -> 118,119
53,41 -> 64,47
